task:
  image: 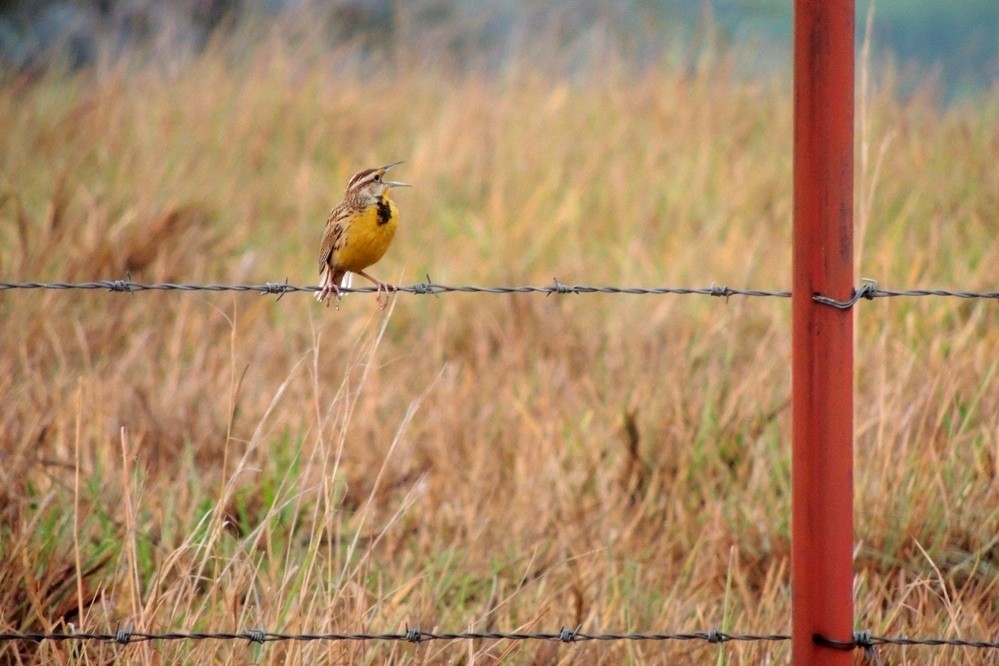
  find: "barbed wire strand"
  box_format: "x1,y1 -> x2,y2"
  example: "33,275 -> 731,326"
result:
0,279 -> 787,298
3,627 -> 999,659
0,278 -> 997,305
0,628 -> 786,645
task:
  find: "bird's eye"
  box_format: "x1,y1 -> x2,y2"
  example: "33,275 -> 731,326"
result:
373,174 -> 381,181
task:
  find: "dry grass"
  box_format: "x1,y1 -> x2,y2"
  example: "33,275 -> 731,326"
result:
1,24 -> 998,665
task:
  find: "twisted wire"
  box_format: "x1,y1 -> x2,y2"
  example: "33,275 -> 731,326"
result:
0,628 -> 792,645
0,279 -> 787,298
4,627 -> 999,656
1,278 -> 997,305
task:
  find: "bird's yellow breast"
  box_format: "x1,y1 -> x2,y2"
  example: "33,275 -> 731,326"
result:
337,197 -> 399,272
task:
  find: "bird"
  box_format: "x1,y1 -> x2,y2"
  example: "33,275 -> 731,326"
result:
316,161 -> 409,309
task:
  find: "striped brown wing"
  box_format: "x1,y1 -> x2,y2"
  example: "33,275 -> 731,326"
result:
319,203 -> 351,273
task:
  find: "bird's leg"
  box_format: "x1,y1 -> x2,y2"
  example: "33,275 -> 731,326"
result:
356,270 -> 396,310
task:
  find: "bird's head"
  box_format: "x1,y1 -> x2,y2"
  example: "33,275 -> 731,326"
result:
344,161 -> 409,205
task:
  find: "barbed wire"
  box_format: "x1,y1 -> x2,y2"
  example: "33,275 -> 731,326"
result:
0,278 -> 788,299
0,278 -> 997,306
0,627 -> 787,645
3,626 -> 999,662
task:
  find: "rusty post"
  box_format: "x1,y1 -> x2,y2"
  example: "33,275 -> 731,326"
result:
792,0 -> 855,664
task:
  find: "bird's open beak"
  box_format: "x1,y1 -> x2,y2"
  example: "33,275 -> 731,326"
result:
380,161 -> 408,187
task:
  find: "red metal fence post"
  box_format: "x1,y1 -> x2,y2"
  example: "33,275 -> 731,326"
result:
792,0 -> 855,664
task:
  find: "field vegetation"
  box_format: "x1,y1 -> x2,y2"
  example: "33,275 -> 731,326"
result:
1,14 -> 998,664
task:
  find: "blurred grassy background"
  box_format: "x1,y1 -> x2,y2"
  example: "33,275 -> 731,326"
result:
2,1 -> 997,99
1,4 -> 998,664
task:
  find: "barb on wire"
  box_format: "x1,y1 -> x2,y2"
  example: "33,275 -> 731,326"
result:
113,624 -> 134,645
558,625 -> 582,643
245,629 -> 266,645
854,631 -> 883,666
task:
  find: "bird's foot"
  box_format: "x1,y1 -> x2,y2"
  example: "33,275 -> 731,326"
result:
316,284 -> 342,310
375,282 -> 397,311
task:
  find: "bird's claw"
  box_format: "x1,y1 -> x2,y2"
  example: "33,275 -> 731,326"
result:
316,284 -> 342,310
375,283 -> 396,311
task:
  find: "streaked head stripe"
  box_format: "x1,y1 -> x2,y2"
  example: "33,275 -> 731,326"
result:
346,168 -> 379,190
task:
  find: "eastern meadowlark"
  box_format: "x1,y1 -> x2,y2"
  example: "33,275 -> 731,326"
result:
316,161 -> 408,309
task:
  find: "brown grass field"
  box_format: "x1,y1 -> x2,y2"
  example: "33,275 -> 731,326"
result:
1,18 -> 998,665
